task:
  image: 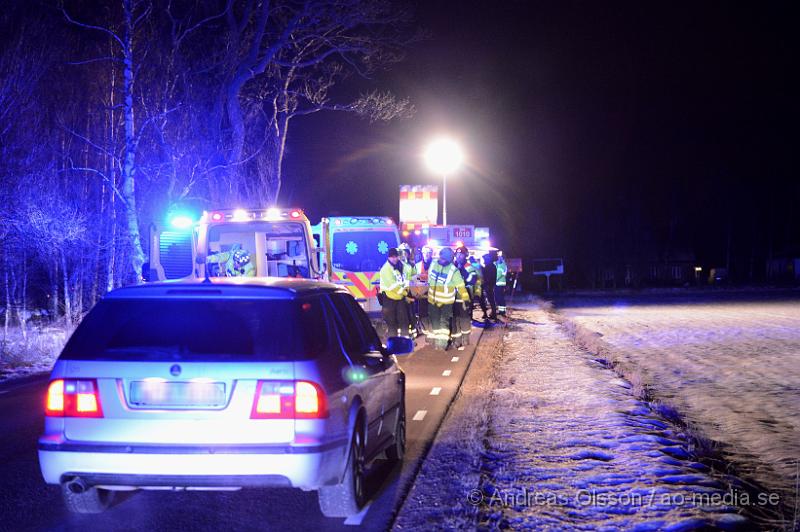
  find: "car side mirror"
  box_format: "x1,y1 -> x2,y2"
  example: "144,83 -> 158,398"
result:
385,336 -> 414,355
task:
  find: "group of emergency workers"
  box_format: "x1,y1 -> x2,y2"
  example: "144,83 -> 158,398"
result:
379,243 -> 509,351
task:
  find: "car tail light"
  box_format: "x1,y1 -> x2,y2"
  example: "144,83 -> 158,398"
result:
45,379 -> 104,418
251,380 -> 328,419
46,379 -> 65,416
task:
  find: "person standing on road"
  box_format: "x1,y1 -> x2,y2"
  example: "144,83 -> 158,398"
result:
482,252 -> 498,321
469,255 -> 488,320
415,245 -> 434,333
452,246 -> 475,350
397,243 -> 418,337
415,245 -> 434,281
495,253 -> 508,316
427,247 -> 469,350
379,248 -> 410,338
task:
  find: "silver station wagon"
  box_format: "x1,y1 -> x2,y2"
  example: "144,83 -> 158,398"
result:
38,278 -> 413,517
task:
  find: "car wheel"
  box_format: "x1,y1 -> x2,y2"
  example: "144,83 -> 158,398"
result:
318,427 -> 366,518
61,480 -> 115,514
385,406 -> 405,464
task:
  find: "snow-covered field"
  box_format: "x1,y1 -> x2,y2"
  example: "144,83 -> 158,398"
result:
397,304 -> 765,530
553,292 -> 800,525
0,326 -> 66,382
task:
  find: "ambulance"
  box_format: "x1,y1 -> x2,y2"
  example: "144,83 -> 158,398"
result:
149,207 -> 323,281
312,216 -> 400,314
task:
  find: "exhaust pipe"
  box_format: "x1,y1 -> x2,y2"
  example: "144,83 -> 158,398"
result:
65,477 -> 88,494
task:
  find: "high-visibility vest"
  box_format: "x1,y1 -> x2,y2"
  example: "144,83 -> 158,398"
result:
402,261 -> 415,282
427,262 -> 469,306
380,261 -> 407,300
465,262 -> 482,297
415,259 -> 431,282
469,261 -> 483,297
496,261 -> 508,286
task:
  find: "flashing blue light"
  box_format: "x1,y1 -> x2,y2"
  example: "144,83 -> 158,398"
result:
169,215 -> 194,229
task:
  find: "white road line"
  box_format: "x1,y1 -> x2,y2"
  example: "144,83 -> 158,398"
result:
451,356 -> 459,362
442,370 -> 452,377
430,387 -> 442,396
412,410 -> 427,421
344,500 -> 373,526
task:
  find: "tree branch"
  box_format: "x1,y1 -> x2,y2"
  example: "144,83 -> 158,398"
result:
61,7 -> 125,50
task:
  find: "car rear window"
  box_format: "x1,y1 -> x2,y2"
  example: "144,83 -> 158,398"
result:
60,298 -> 328,361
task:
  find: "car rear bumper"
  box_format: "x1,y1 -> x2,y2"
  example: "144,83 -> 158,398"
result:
39,438 -> 348,490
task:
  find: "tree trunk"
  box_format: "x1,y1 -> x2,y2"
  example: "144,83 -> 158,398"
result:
3,251 -> 10,342
50,260 -> 59,320
120,0 -> 145,284
61,251 -> 72,329
19,248 -> 27,343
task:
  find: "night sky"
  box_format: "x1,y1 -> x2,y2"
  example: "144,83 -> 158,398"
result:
285,1 -> 799,283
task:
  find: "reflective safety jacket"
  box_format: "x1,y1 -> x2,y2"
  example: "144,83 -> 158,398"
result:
469,261 -> 483,297
496,260 -> 508,286
456,264 -> 472,302
464,262 -> 481,298
380,260 -> 407,301
415,259 -> 432,282
206,250 -> 256,277
427,262 -> 469,306
401,260 -> 416,283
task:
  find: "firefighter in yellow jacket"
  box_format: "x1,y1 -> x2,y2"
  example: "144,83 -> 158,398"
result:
427,247 -> 469,350
379,248 -> 410,338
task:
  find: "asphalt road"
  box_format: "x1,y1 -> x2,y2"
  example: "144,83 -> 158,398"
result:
0,330 -> 483,531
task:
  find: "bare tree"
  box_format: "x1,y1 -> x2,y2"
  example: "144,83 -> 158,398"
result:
62,0 -> 151,284
199,0 -> 415,204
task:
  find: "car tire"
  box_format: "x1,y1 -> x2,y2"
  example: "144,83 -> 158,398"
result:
385,406 -> 405,464
61,482 -> 115,514
318,427 -> 366,518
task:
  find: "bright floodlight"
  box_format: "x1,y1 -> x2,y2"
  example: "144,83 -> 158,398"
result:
424,138 -> 463,175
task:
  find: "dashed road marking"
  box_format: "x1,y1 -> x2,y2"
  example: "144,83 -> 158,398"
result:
442,370 -> 452,377
412,410 -> 427,421
430,387 -> 442,396
451,356 -> 459,362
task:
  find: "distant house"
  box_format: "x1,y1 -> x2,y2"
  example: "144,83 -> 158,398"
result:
597,250 -> 697,288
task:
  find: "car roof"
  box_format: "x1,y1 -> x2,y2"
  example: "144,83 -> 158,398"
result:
105,277 -> 347,300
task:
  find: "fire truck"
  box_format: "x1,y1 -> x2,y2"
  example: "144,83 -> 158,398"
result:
148,207 -> 323,281
312,216 -> 400,314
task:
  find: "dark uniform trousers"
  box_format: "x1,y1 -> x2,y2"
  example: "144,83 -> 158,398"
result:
382,296 -> 410,337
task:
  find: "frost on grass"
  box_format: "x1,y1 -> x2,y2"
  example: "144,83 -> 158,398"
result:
478,305 -> 752,530
1,325 -> 66,381
394,327 -> 505,531
552,294 -> 800,525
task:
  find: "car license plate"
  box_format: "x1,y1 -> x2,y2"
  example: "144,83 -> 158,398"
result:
129,381 -> 226,407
